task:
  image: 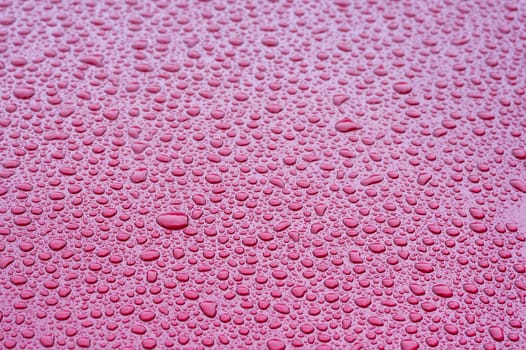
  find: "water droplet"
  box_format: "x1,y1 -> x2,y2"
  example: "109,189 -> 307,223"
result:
156,212 -> 189,230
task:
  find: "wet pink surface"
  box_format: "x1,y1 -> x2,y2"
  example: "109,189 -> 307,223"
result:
0,0 -> 525,349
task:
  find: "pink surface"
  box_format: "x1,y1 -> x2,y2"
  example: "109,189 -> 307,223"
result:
0,0 -> 525,349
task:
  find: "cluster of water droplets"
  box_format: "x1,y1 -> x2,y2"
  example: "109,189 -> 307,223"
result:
0,0 -> 525,349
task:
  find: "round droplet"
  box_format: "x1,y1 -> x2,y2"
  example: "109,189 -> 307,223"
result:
393,82 -> 412,94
